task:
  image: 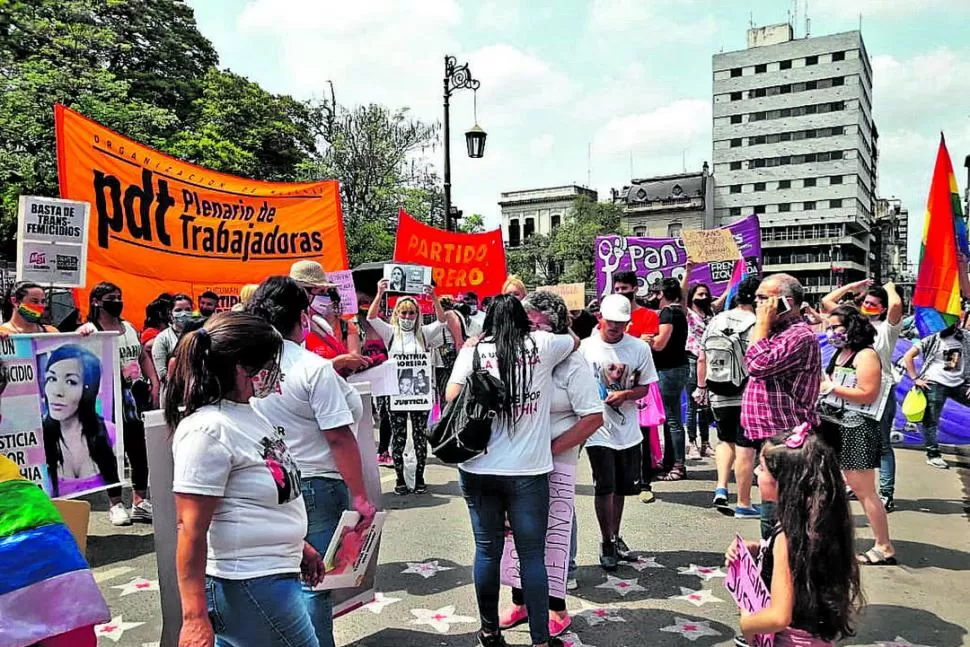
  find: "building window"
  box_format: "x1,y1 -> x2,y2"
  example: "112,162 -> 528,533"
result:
830,199 -> 843,208
731,91 -> 742,101
754,182 -> 766,192
667,223 -> 683,238
731,114 -> 743,124
730,138 -> 742,148
779,203 -> 791,212
754,205 -> 766,214
508,219 -> 520,247
731,68 -> 742,77
779,180 -> 791,189
804,201 -> 816,211
633,226 -> 646,237
780,59 -> 792,70
806,55 -> 818,66
832,51 -> 845,62
755,63 -> 767,74
730,161 -> 742,170
804,178 -> 817,188
730,185 -> 742,194
524,217 -> 535,240
730,207 -> 741,216
830,175 -> 844,184
551,214 -> 561,231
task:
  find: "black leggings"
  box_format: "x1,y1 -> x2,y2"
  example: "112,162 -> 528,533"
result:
511,587 -> 566,612
389,410 -> 428,487
376,396 -> 392,455
108,418 -> 148,497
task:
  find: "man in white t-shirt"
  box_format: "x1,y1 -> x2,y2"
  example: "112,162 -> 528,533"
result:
463,291 -> 487,338
822,279 -> 903,509
579,294 -> 657,572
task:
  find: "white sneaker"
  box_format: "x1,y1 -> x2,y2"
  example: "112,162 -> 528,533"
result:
926,456 -> 949,469
566,578 -> 578,591
686,444 -> 701,461
131,500 -> 153,522
109,502 -> 132,526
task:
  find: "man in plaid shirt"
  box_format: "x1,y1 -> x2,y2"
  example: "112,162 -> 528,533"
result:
741,273 -> 821,536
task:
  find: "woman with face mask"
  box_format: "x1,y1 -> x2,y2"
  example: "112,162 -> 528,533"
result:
77,282 -> 153,526
151,293 -> 195,390
0,281 -> 58,334
166,312 -> 325,647
683,282 -> 715,460
305,288 -> 365,373
819,305 -> 895,565
368,279 -> 447,495
354,292 -> 393,466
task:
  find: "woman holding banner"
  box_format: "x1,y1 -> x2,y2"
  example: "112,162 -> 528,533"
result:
368,279 -> 447,495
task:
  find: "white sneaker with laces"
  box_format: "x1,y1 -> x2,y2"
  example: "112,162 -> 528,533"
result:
926,456 -> 949,469
109,502 -> 132,526
131,500 -> 154,522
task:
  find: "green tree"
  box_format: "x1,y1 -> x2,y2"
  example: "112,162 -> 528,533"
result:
458,213 -> 486,234
550,195 -> 625,285
506,234 -> 559,287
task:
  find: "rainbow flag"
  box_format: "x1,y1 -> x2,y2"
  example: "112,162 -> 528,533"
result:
913,135 -> 970,337
722,256 -> 748,308
0,456 -> 109,647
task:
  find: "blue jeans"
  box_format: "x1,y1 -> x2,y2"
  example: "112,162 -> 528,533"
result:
459,470 -> 550,645
921,382 -> 968,458
879,393 -> 897,497
206,574 -> 319,647
658,365 -> 689,466
686,355 -> 710,445
301,477 -> 350,647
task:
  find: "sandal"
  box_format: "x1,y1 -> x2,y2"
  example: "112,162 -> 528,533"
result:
656,465 -> 686,482
857,547 -> 897,566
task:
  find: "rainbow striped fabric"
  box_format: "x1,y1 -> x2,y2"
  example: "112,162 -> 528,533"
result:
722,256 -> 749,309
913,135 -> 970,337
0,455 -> 109,647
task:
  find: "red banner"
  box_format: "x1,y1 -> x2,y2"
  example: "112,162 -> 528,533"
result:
393,210 -> 507,297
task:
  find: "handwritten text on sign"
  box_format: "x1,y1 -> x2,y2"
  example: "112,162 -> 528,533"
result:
681,229 -> 741,263
724,534 -> 774,647
537,283 -> 586,311
500,460 -> 575,599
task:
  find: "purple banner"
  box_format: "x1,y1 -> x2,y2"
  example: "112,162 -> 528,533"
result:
595,215 -> 762,297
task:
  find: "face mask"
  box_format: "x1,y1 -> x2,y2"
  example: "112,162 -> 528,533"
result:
17,303 -> 44,323
311,295 -> 333,318
619,291 -> 635,303
827,330 -> 848,348
693,297 -> 710,306
250,364 -> 281,399
645,299 -> 660,309
398,317 -> 416,332
860,305 -> 882,318
466,303 -> 478,315
199,307 -> 216,318
301,314 -> 311,343
101,300 -> 124,318
173,310 -> 192,328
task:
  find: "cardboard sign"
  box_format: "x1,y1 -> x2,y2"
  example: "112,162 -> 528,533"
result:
383,263 -> 432,295
327,269 -> 359,313
537,283 -> 586,311
389,352 -> 433,411
0,333 -> 125,499
682,228 -> 741,263
315,510 -> 388,590
724,534 -> 773,647
55,104 -> 348,326
17,196 -> 90,288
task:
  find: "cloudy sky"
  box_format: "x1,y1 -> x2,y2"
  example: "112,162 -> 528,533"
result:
187,0 -> 970,264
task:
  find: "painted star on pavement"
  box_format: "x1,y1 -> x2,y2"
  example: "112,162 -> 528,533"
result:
876,638 -> 933,647
409,605 -> 476,633
660,616 -> 722,642
594,575 -> 645,597
401,560 -> 454,579
571,601 -> 626,626
560,631 -> 596,647
112,577 -> 159,596
670,587 -> 723,607
95,616 -> 145,643
629,555 -> 664,572
677,563 -> 727,581
363,592 -> 401,614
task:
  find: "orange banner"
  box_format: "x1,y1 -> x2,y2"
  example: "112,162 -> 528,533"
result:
55,104 -> 348,323
393,210 -> 506,297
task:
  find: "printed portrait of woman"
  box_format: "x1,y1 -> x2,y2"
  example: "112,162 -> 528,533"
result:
599,362 -> 630,392
40,344 -> 120,497
389,266 -> 407,292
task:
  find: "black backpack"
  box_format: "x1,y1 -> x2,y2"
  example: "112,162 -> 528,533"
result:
429,345 -> 507,464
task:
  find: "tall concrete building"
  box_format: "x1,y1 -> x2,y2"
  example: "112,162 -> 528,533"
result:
712,24 -> 878,300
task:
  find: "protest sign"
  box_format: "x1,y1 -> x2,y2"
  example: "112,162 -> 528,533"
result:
190,283 -> 241,313
681,228 -> 741,263
327,270 -> 359,313
394,210 -> 507,297
346,361 -> 399,397
55,104 -> 349,323
383,263 -> 432,295
501,460 -> 576,599
315,510 -> 389,590
537,283 -> 586,311
724,534 -> 773,647
0,332 -> 124,499
389,352 -> 433,411
17,195 -> 89,288
595,215 -> 761,297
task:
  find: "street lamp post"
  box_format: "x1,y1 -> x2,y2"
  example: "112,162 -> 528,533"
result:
443,55 -> 487,231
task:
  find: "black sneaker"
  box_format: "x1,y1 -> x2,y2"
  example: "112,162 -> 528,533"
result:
600,539 -> 618,571
615,536 -> 635,561
478,631 -> 508,647
393,484 -> 410,496
734,635 -> 750,647
548,637 -> 565,647
414,483 -> 428,495
881,493 -> 894,512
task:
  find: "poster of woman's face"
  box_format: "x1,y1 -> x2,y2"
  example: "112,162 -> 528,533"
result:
34,338 -> 121,498
383,263 -> 432,294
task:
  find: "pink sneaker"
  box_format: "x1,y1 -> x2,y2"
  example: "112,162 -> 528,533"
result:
377,453 -> 393,468
549,611 -> 571,637
498,604 -> 528,629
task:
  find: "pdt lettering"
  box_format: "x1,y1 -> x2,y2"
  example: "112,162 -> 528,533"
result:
94,168 -> 174,248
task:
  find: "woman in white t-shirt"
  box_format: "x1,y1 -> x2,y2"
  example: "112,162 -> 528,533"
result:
446,294 -> 577,647
367,279 -> 447,495
166,312 -> 323,647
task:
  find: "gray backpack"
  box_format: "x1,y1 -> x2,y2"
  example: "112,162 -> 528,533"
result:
704,318 -> 755,397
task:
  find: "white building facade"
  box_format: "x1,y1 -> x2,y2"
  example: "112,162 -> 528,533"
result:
498,185 -> 598,248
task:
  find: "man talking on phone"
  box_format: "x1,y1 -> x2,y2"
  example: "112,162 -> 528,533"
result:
740,273 -> 821,538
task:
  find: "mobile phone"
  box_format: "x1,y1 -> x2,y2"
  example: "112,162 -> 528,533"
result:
776,296 -> 792,315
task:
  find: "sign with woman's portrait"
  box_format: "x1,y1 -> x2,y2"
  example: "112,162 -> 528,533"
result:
383,263 -> 432,294
0,332 -> 124,498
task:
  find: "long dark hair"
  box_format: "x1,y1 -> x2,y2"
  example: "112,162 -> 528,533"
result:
2,281 -> 44,321
481,294 -> 534,428
164,312 -> 283,426
143,296 -> 173,331
244,276 -> 309,337
87,281 -> 122,324
830,305 -> 876,351
687,283 -> 713,317
763,431 -> 862,641
41,344 -> 119,496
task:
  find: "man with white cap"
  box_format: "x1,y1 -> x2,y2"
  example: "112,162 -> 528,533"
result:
579,294 -> 658,571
